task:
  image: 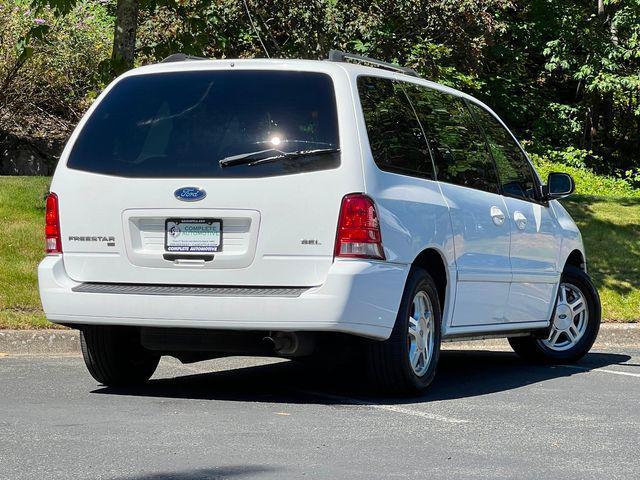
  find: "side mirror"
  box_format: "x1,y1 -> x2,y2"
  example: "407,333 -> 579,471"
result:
544,172 -> 575,199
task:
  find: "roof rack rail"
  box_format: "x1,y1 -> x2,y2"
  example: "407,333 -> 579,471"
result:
161,53 -> 208,63
327,50 -> 419,77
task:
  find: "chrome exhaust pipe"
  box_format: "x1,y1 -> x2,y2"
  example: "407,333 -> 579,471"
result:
263,332 -> 314,356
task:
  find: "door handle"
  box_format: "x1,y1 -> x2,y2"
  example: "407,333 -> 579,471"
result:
490,206 -> 506,226
513,211 -> 527,230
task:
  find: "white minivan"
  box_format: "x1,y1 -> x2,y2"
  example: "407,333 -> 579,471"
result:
38,52 -> 601,394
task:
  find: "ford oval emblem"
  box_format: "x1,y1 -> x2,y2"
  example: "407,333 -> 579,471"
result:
174,186 -> 206,202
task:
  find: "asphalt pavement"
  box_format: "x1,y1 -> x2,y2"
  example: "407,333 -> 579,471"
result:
1,341 -> 639,480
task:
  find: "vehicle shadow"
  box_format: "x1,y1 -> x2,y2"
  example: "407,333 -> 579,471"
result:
108,466 -> 276,480
92,349 -> 632,406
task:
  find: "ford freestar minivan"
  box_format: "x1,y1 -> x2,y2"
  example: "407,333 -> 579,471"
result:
38,51 -> 601,394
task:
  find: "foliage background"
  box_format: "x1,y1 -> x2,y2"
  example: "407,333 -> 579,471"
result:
1,0 -> 640,182
0,0 -> 112,168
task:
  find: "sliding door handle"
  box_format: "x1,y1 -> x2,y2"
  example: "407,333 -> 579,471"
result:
490,206 -> 506,226
513,211 -> 527,230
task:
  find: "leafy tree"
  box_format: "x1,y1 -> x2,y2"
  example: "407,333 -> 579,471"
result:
481,0 -> 640,176
136,0 -> 513,89
31,0 -> 140,75
542,0 -> 640,173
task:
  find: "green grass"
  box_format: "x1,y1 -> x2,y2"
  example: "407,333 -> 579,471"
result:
533,156 -> 640,321
0,176 -> 54,329
0,176 -> 638,328
562,196 -> 640,322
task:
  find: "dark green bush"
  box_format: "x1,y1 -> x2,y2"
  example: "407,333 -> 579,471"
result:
0,0 -> 112,141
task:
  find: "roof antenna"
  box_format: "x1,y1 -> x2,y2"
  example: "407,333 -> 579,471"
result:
242,0 -> 270,58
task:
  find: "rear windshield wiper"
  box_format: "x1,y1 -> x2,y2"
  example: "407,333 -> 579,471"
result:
219,147 -> 340,168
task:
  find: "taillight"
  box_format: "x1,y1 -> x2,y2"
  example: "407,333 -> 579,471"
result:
45,192 -> 62,254
334,193 -> 385,260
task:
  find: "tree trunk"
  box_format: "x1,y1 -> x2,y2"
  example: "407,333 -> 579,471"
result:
583,0 -> 610,151
111,0 -> 139,75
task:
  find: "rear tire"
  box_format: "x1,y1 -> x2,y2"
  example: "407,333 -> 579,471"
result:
367,267 -> 442,395
509,266 -> 601,364
80,326 -> 160,386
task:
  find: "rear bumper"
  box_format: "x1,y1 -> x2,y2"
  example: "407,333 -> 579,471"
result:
38,256 -> 408,340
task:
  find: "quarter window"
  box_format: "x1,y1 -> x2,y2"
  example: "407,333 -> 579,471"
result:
468,103 -> 538,201
404,85 -> 499,194
357,76 -> 433,180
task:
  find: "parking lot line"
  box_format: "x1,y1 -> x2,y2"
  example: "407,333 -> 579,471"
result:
296,389 -> 470,424
560,364 -> 640,378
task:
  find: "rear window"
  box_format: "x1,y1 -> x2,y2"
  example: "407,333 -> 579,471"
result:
67,70 -> 340,178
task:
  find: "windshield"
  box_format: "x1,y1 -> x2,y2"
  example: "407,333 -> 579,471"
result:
67,70 -> 340,178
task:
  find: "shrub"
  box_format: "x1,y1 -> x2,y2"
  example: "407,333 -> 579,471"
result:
530,152 -> 640,198
0,0 -> 113,142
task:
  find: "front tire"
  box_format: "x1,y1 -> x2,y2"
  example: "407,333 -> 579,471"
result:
367,267 -> 442,395
509,266 -> 601,364
80,326 -> 160,386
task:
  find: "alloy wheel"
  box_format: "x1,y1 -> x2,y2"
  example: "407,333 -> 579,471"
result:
407,291 -> 435,376
541,282 -> 589,351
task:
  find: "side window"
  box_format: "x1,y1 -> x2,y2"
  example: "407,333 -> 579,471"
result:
468,103 -> 538,202
357,76 -> 434,180
404,84 -> 499,194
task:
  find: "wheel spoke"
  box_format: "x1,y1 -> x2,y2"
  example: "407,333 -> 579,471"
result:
411,348 -> 422,369
548,328 -> 561,345
408,317 -> 420,340
424,330 -> 432,359
571,301 -> 586,316
568,323 -> 579,341
558,285 -> 567,304
413,296 -> 423,318
424,322 -> 432,337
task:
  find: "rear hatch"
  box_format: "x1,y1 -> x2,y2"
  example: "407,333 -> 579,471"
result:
53,65 -> 362,287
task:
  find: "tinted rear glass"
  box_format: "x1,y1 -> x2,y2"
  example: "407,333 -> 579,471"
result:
67,71 -> 340,178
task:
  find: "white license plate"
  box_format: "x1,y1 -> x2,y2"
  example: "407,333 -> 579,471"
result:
165,218 -> 222,253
